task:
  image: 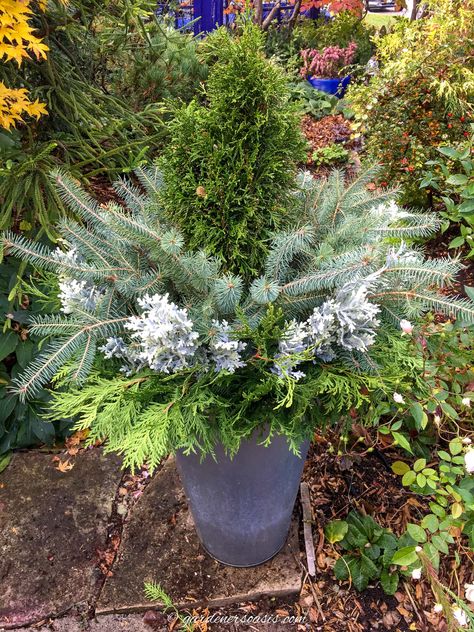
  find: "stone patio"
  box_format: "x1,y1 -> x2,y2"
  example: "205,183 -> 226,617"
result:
0,449 -> 303,630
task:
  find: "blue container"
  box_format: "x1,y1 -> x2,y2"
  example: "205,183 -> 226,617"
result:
175,430 -> 309,567
308,75 -> 351,98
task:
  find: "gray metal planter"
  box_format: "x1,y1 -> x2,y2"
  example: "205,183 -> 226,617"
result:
175,431 -> 309,567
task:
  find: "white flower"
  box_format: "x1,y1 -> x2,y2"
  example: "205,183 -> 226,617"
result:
465,449 -> 474,474
400,319 -> 413,335
465,583 -> 474,603
415,546 -> 422,553
434,414 -> 441,426
453,607 -> 468,627
393,392 -> 405,404
462,397 -> 471,408
462,437 -> 472,445
433,603 -> 443,614
411,567 -> 422,580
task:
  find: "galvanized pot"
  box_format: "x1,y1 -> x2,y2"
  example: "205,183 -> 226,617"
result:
175,431 -> 309,567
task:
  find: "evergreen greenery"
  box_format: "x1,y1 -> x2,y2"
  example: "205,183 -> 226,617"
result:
0,260 -> 71,454
103,17 -> 208,108
2,162 -> 474,470
158,21 -> 307,280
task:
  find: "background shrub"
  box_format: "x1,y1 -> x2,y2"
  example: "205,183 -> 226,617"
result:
102,20 -> 208,108
347,1 -> 474,204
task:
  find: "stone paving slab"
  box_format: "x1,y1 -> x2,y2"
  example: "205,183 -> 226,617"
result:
11,614 -> 148,632
11,614 -> 162,632
0,450 -> 123,629
97,458 -> 302,614
12,612 -> 299,631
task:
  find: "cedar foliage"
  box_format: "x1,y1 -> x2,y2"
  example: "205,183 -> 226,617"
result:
158,21 -> 307,280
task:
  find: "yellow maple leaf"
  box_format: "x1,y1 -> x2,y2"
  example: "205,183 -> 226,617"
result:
27,39 -> 49,60
26,98 -> 48,119
0,0 -> 50,128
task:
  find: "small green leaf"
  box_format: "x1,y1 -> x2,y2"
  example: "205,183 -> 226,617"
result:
423,542 -> 440,570
402,470 -> 416,486
360,553 -> 379,579
406,523 -> 427,543
437,146 -> 459,159
438,450 -> 451,462
334,555 -> 352,580
380,569 -> 399,595
325,520 -> 349,544
391,432 -> 413,454
0,452 -> 12,474
0,332 -> 18,362
429,503 -> 446,518
421,514 -> 439,533
391,461 -> 410,475
441,403 -> 459,420
16,340 -> 34,369
410,403 -> 426,430
413,458 -> 426,472
416,473 -> 427,488
449,438 -> 463,455
449,236 -> 465,248
446,174 -> 469,186
431,534 -> 449,555
392,546 -> 418,566
459,200 -> 474,214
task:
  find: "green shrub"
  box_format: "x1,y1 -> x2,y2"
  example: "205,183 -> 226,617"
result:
374,317 -> 474,459
420,130 -> 474,256
158,21 -> 306,279
0,0 -> 177,450
347,2 -> 474,204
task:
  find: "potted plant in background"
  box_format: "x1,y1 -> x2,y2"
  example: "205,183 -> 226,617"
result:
300,41 -> 357,97
3,22 -> 474,568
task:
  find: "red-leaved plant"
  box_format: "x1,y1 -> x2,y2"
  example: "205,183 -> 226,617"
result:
300,42 -> 358,79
